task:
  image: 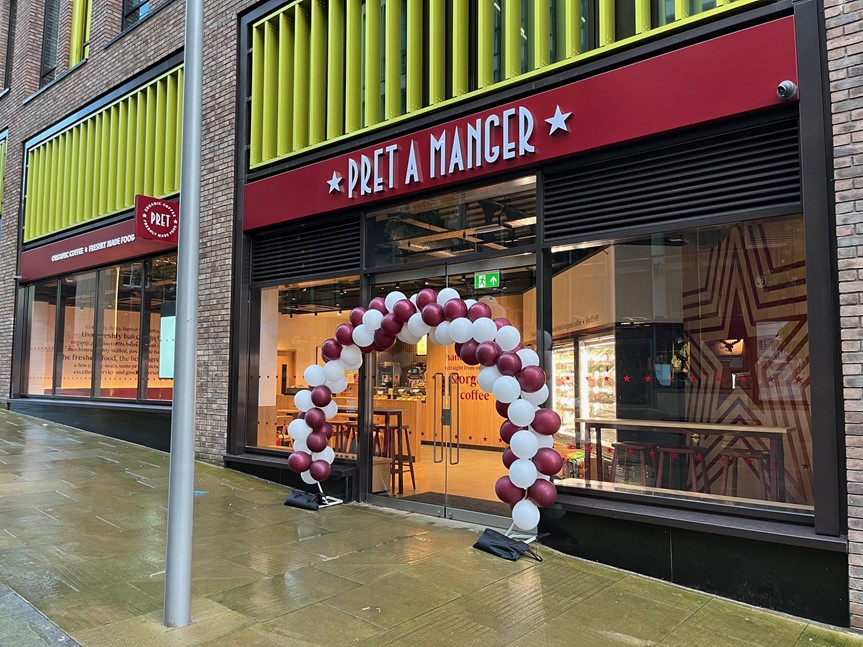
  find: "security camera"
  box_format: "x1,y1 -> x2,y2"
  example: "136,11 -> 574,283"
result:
11,275 -> 21,281
777,80 -> 798,101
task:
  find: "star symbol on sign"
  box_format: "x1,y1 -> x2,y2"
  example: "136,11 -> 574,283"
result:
326,171 -> 343,193
644,375 -> 652,383
545,105 -> 572,135
624,375 -> 630,382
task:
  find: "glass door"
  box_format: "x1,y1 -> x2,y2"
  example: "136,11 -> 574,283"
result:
365,255 -> 536,526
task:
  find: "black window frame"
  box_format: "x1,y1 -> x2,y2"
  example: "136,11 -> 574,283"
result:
38,0 -> 59,87
122,0 -> 150,31
3,0 -> 17,89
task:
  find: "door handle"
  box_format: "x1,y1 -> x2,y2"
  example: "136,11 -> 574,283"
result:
449,373 -> 460,465
432,372 -> 444,463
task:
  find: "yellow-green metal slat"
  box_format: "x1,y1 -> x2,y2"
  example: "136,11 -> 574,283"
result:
277,13 -> 294,155
262,19 -> 279,161
717,0 -> 728,5
635,0 -> 650,34
106,104 -> 120,213
309,0 -> 327,145
675,0 -> 690,20
477,0 -> 494,88
692,0 -> 705,13
384,0 -> 401,120
174,69 -> 183,191
61,130 -> 75,229
144,84 -> 157,197
327,0 -> 345,137
532,0 -> 550,70
134,92 -> 146,198
79,121 -> 91,221
99,109 -> 112,217
503,0 -> 521,80
428,0 -> 446,103
116,100 -> 127,209
152,81 -> 166,197
363,0 -> 381,126
344,0 -> 361,132
164,75 -> 177,196
557,0 -> 581,58
250,23 -> 265,166
599,0 -> 615,46
86,115 -> 99,223
23,150 -> 35,240
293,3 -> 310,149
47,139 -> 59,234
35,147 -> 47,239
68,0 -> 85,66
406,0 -> 422,112
450,0 -> 468,97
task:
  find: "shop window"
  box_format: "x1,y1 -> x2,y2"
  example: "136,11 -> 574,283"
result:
25,280 -> 57,395
3,0 -> 17,89
39,0 -> 59,86
143,255 -> 176,401
551,214 -> 813,513
68,0 -> 91,66
366,176 -> 537,268
253,276 -> 361,456
123,0 -> 150,30
56,271 -> 97,396
94,263 -> 143,399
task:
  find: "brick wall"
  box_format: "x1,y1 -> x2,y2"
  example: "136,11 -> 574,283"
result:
826,0 -> 863,631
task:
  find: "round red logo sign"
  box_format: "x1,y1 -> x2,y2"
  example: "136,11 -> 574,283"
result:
141,200 -> 179,240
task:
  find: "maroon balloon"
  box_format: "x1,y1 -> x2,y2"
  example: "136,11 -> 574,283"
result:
500,420 -> 525,444
467,301 -> 493,322
336,323 -> 355,346
475,341 -> 502,367
374,329 -> 396,350
369,296 -> 387,314
393,299 -> 417,323
443,298 -> 468,322
527,479 -> 558,507
494,476 -> 526,505
421,303 -> 445,326
532,408 -> 562,436
517,365 -> 547,393
416,288 -> 438,309
494,317 -> 512,330
297,411 -> 306,420
319,422 -> 334,440
502,448 -> 517,468
306,431 -> 328,453
309,460 -> 332,481
349,308 -> 366,326
304,407 -> 326,430
359,344 -> 376,354
288,451 -> 312,473
381,313 -> 403,336
311,385 -> 332,408
458,339 -> 480,365
321,338 -> 343,361
496,351 -> 523,376
495,400 -> 510,418
533,447 -> 564,476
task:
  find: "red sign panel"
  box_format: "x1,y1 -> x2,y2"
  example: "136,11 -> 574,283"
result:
135,195 -> 179,244
244,16 -> 798,231
19,218 -> 177,282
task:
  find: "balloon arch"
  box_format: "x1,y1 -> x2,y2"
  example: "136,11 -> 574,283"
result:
285,287 -> 563,532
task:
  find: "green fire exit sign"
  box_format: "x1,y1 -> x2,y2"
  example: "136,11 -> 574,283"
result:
474,271 -> 500,289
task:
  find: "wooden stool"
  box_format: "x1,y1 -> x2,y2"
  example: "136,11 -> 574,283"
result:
389,425 -> 416,494
333,422 -> 357,453
655,445 -> 710,493
609,442 -> 655,486
719,448 -> 771,500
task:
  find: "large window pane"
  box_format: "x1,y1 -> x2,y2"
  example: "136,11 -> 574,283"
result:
143,256 -> 176,401
26,281 -> 57,395
56,272 -> 97,396
551,215 -> 812,513
95,263 -> 143,399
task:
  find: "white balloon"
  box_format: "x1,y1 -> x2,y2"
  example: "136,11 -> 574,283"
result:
532,430 -> 554,448
385,291 -> 407,312
362,309 -> 384,331
341,356 -> 363,371
340,344 -> 362,367
449,317 -> 473,343
294,390 -> 313,412
398,329 -> 423,344
508,399 -> 537,427
523,384 -> 549,406
323,401 -> 339,419
516,348 -> 540,367
495,325 -> 521,351
326,375 -> 348,394
301,469 -> 318,484
477,366 -> 502,392
410,294 -> 418,306
509,458 -> 538,488
437,287 -> 460,305
313,446 -> 336,464
324,360 -> 345,381
303,365 -> 326,387
493,375 -> 522,403
536,473 -> 551,481
465,299 -> 477,308
512,499 -> 540,531
434,321 -> 453,345
293,436 -> 309,453
288,419 -> 311,441
510,430 -> 540,459
470,317 -> 498,343
407,312 -> 432,337
352,324 -> 374,347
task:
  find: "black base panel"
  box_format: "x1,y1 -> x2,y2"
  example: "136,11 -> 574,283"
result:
8,400 -> 171,452
539,509 -> 849,627
224,455 -> 356,501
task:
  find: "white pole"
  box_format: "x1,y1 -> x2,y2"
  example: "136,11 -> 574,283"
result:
163,0 -> 202,628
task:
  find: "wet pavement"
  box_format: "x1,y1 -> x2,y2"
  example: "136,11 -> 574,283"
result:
0,409 -> 858,647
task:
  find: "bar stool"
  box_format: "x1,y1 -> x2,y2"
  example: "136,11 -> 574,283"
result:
609,442 -> 656,486
719,447 -> 771,500
655,445 -> 711,493
389,425 -> 416,494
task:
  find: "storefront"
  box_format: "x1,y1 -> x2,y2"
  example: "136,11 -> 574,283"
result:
229,0 -> 845,625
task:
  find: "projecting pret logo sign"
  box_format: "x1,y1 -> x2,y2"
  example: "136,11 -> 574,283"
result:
135,195 -> 180,244
475,272 -> 501,289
